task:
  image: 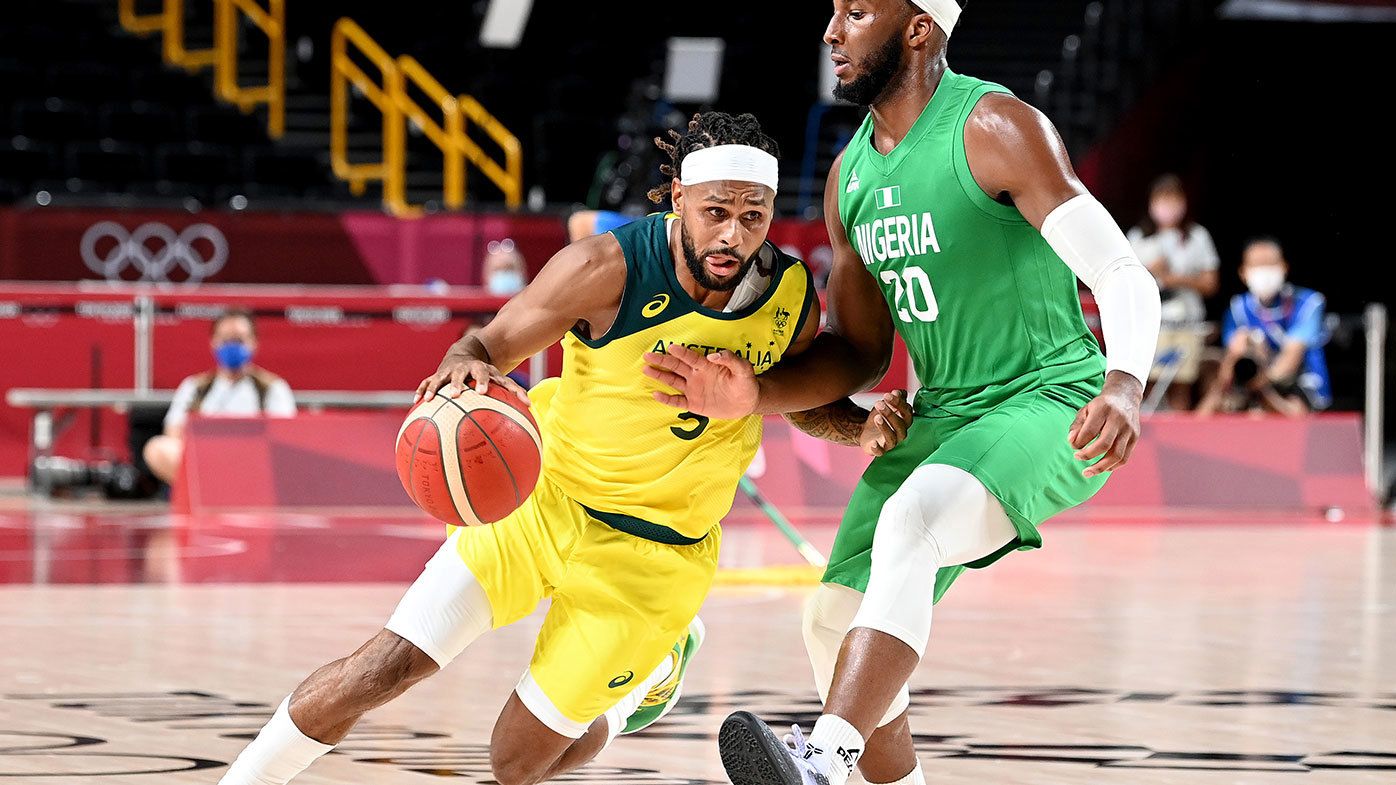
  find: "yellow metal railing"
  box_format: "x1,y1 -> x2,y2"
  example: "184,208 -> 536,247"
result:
118,0 -> 164,34
456,92 -> 524,209
164,0 -> 217,72
215,0 -> 285,138
331,18 -> 522,216
117,0 -> 284,139
330,18 -> 404,210
115,7 -> 519,214
397,57 -> 467,211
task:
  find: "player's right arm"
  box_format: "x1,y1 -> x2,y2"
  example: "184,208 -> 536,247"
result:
783,390 -> 911,457
759,154 -> 897,411
778,160 -> 911,456
414,234 -> 627,405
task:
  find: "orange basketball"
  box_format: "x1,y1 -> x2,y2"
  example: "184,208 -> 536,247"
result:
395,386 -> 542,526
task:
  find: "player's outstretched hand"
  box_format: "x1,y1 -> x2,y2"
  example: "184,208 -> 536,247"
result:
414,359 -> 530,407
1068,371 -> 1143,478
642,344 -> 758,419
861,389 -> 912,457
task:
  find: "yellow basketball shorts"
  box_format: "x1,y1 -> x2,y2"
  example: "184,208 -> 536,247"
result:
450,475 -> 720,737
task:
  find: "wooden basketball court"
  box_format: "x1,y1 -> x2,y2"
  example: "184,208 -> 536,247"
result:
1,494 -> 1393,783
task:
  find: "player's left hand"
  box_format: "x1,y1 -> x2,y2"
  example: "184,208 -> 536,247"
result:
861,389 -> 912,457
1068,371 -> 1144,478
642,344 -> 758,419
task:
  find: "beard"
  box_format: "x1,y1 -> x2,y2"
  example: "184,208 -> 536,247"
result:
832,31 -> 906,106
680,221 -> 759,292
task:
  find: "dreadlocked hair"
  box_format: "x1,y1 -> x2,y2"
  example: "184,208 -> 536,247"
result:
646,111 -> 781,204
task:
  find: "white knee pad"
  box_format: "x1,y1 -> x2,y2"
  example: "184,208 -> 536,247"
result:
802,583 -> 909,728
385,532 -> 494,668
802,583 -> 861,704
851,465 -> 1016,657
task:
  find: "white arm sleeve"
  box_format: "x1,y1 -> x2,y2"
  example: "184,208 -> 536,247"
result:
1041,194 -> 1162,386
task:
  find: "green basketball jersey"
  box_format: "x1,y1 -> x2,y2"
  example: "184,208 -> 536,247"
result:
837,69 -> 1105,417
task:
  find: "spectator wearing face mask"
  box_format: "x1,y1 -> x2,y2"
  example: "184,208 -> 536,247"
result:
142,308 -> 297,484
1127,175 -> 1220,410
566,208 -> 637,242
1196,237 -> 1331,416
482,238 -> 528,297
474,240 -> 534,387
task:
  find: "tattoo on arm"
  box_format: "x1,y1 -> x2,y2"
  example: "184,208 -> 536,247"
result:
783,398 -> 868,446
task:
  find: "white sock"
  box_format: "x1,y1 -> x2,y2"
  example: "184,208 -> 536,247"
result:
600,654 -> 676,746
870,762 -> 926,785
807,714 -> 864,785
218,697 -> 333,785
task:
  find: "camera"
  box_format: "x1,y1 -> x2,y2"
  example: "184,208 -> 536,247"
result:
31,456 -> 156,499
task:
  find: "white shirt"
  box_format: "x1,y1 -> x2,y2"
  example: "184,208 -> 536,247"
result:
1127,224 -> 1219,324
164,373 -> 297,430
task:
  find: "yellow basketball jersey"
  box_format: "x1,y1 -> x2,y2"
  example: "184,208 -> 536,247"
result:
540,214 -> 814,541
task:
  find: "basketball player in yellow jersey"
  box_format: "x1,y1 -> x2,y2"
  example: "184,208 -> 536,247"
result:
216,112 -> 843,785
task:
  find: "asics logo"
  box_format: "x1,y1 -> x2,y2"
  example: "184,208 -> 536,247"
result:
642,294 -> 670,318
608,671 -> 635,689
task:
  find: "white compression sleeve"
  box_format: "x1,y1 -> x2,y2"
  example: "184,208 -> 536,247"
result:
1041,194 -> 1162,386
802,583 -> 910,727
850,465 -> 1017,657
218,697 -> 332,785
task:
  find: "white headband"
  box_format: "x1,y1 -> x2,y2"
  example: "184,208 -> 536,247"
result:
911,0 -> 961,37
678,145 -> 780,193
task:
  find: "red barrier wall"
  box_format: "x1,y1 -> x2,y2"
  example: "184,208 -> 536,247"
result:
0,281 -> 930,477
175,412 -> 1376,523
734,413 -> 1375,525
0,284 -> 512,476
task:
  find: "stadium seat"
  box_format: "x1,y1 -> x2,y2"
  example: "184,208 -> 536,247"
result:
0,59 -> 40,111
0,137 -> 58,193
99,102 -> 183,145
156,142 -> 238,195
242,148 -> 331,197
66,139 -> 147,188
45,63 -> 129,102
185,105 -> 262,147
12,98 -> 91,144
128,68 -> 217,104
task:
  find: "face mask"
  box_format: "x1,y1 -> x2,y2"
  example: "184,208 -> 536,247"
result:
487,270 -> 525,296
1245,266 -> 1285,301
1149,200 -> 1185,229
215,341 -> 254,371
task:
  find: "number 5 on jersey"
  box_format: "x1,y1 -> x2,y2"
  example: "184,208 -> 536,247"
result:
880,267 -> 939,323
671,411 -> 710,440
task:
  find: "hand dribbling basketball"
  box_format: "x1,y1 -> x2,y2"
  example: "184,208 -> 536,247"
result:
414,358 -> 530,407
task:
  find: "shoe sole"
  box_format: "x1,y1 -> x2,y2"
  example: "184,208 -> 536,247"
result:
623,616 -> 707,735
719,711 -> 805,785
652,616 -> 704,724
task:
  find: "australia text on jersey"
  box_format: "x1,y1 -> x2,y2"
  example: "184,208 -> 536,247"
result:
649,339 -> 778,373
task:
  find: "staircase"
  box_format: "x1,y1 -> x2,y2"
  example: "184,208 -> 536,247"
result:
0,0 -> 360,206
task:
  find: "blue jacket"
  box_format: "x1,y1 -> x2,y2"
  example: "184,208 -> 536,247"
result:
1223,285 -> 1331,409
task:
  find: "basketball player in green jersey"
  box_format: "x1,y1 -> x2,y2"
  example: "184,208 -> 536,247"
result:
643,2 -> 1162,784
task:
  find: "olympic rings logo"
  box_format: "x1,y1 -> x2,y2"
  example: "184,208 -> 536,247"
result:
80,221 -> 229,284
